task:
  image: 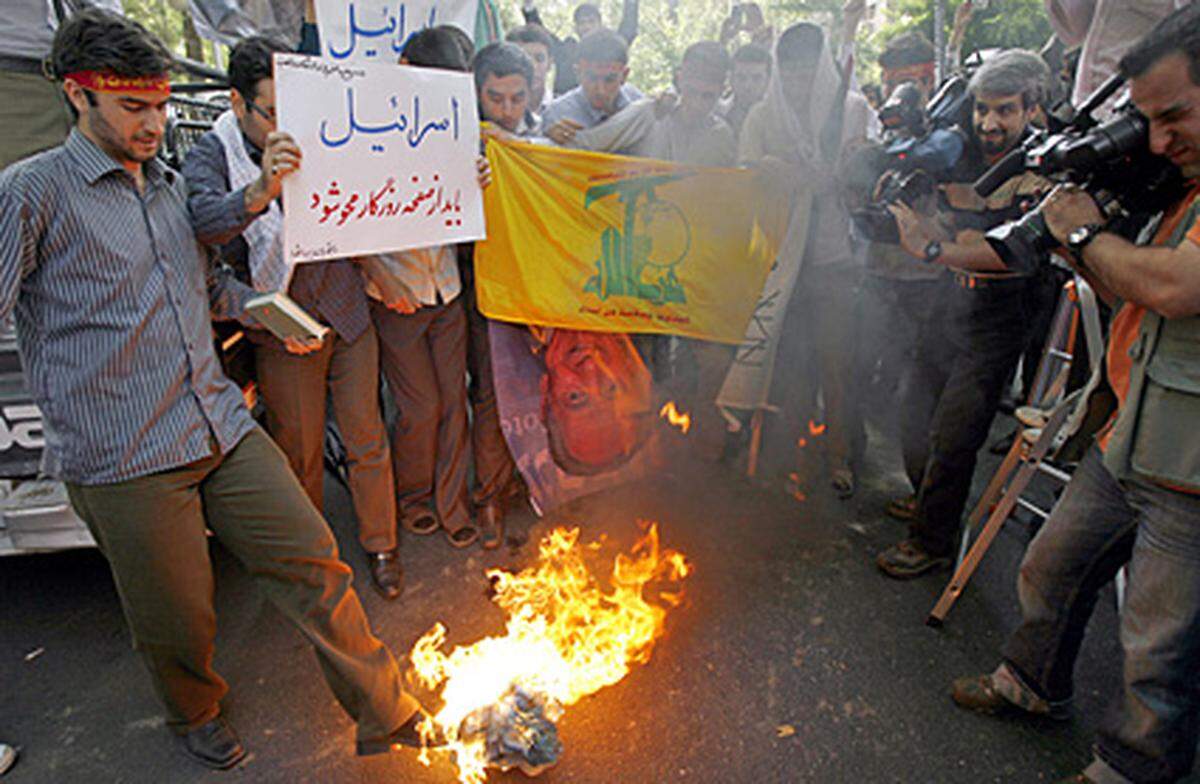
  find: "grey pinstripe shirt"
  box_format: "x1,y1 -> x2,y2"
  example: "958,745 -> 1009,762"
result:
0,129 -> 256,484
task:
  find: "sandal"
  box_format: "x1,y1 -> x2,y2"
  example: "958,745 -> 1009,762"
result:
831,466 -> 856,499
405,511 -> 439,536
446,525 -> 480,549
886,494 -> 917,521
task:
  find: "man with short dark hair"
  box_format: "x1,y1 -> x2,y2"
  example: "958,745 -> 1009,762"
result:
950,6 -> 1200,782
363,27 -> 479,548
876,49 -> 1060,578
475,42 -> 536,134
540,29 -> 644,145
507,24 -> 555,118
183,34 -> 403,600
721,43 -> 771,140
521,0 -> 639,96
0,8 -> 432,769
462,41 -> 538,547
879,30 -> 937,102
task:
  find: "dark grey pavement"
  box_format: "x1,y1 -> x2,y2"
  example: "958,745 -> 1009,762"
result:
2,420 -> 1197,784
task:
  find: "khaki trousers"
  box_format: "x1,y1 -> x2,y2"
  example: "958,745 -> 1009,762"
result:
371,299 -> 471,533
0,70 -> 71,170
255,323 -> 397,554
66,427 -> 417,741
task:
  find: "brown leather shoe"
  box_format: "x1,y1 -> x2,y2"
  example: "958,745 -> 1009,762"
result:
180,715 -> 246,770
951,674 -> 1018,715
478,502 -> 505,550
368,550 -> 403,600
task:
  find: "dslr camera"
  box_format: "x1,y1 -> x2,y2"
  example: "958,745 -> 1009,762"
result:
978,74 -> 1188,274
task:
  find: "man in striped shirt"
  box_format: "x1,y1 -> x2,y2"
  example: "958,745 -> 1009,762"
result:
0,9 -> 434,769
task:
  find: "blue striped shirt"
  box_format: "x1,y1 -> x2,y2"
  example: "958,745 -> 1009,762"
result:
0,129 -> 256,484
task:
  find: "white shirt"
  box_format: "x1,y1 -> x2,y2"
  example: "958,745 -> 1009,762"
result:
364,246 -> 461,306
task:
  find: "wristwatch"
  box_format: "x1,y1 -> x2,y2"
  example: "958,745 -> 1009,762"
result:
923,240 -> 943,264
1067,223 -> 1104,260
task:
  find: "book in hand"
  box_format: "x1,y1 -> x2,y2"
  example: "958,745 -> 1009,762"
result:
244,292 -> 329,343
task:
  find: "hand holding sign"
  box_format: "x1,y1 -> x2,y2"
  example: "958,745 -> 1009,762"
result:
246,131 -> 303,214
274,54 -> 485,264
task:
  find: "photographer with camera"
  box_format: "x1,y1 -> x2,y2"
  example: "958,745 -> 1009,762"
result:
948,6 -> 1200,782
875,49 -> 1061,578
854,36 -> 966,513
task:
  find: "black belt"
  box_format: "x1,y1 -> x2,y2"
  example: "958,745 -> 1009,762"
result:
0,55 -> 48,76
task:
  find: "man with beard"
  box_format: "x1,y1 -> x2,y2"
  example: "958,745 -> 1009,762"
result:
951,6 -> 1200,781
876,50 -> 1061,578
0,9 -> 435,768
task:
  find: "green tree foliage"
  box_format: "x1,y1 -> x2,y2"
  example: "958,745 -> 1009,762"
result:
867,0 -> 1052,74
123,0 -> 193,58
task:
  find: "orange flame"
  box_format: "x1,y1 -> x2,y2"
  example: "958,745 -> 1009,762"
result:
808,420 -> 827,436
410,523 -> 690,783
659,401 -> 692,434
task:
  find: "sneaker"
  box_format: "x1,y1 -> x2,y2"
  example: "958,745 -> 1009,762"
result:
875,539 -> 951,579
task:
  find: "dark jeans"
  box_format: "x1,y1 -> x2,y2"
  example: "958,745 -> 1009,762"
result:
371,299 -> 471,533
910,275 -> 1055,556
65,427 -> 416,741
1000,446 -> 1200,784
888,276 -> 959,492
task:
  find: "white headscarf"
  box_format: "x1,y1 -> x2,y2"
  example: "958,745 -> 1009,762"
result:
762,22 -> 845,168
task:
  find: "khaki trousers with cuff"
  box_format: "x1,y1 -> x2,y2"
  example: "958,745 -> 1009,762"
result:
65,427 -> 417,742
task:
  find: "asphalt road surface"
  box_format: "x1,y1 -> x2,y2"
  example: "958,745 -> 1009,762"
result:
3,421 -> 1197,784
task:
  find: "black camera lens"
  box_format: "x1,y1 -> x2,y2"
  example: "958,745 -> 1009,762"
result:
984,211 -> 1057,275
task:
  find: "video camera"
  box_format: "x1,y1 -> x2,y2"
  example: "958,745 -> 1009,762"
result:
978,74 -> 1188,274
850,76 -> 971,243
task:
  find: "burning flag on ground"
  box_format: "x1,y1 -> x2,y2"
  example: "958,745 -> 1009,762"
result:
408,522 -> 690,783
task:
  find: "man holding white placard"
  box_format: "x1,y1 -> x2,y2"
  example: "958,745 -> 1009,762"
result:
184,35 -> 404,600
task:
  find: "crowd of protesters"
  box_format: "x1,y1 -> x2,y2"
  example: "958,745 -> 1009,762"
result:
2,0 -> 1200,781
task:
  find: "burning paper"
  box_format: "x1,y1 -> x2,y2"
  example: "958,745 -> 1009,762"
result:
410,523 -> 690,783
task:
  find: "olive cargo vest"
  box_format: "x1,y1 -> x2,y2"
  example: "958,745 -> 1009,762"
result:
1103,191 -> 1200,493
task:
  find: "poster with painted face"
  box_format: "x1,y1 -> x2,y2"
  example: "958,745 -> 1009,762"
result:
490,322 -> 669,515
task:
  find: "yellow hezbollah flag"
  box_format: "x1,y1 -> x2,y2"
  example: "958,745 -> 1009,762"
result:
475,139 -> 790,344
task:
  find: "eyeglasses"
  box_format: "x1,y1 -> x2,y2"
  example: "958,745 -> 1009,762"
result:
245,98 -> 276,123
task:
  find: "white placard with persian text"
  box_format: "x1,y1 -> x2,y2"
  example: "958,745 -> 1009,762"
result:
314,0 -> 476,64
275,54 -> 485,264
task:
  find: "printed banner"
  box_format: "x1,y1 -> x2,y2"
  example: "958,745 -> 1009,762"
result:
314,0 -> 477,64
274,53 -> 485,264
489,322 -> 669,515
475,140 -> 790,344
